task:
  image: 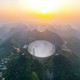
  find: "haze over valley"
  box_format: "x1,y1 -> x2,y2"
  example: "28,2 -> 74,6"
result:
0,22 -> 80,80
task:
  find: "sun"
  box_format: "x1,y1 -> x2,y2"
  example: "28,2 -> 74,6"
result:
18,0 -> 63,14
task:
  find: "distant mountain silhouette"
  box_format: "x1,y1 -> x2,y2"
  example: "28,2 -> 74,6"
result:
51,25 -> 80,38
29,29 -> 64,46
10,29 -> 64,48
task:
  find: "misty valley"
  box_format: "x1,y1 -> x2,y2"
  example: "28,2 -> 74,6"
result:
0,24 -> 80,80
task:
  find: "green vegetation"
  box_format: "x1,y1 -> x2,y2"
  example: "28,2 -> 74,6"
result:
0,37 -> 80,80
31,72 -> 39,80
53,50 -> 80,80
64,36 -> 80,55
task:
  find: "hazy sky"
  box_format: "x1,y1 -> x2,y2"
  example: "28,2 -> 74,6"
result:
0,0 -> 80,24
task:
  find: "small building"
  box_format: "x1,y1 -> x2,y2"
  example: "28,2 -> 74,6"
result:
23,44 -> 28,49
15,48 -> 21,53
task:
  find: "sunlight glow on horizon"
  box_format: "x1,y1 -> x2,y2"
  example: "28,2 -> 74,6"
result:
18,0 -> 64,14
0,0 -> 80,24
